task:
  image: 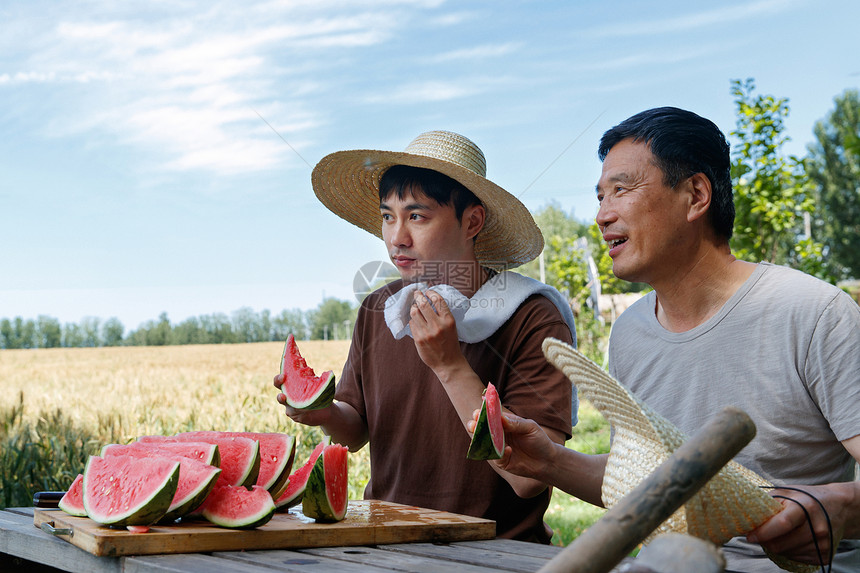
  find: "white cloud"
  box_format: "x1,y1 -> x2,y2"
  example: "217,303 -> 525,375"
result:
427,42 -> 522,63
584,0 -> 805,38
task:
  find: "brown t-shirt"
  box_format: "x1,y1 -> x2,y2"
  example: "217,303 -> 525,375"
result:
336,280 -> 574,542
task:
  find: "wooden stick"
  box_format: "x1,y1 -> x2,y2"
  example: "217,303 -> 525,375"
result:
538,406 -> 756,573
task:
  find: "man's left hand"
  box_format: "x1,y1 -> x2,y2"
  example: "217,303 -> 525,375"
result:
747,481 -> 858,565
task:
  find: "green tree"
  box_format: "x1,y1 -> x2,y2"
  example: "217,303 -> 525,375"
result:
61,322 -> 84,347
37,316 -> 62,348
0,319 -> 15,349
805,89 -> 860,280
307,298 -> 356,340
80,317 -> 101,347
272,309 -> 308,341
729,78 -> 833,281
101,317 -> 125,347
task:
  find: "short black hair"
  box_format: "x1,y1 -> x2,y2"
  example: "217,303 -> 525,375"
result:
378,165 -> 482,220
598,107 -> 734,239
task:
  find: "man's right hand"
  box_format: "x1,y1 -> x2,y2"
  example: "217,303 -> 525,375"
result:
468,409 -> 556,482
273,373 -> 333,426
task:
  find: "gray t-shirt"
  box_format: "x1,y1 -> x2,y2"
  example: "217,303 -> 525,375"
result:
608,262 -> 860,572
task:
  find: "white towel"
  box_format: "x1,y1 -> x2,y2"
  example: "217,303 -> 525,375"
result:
384,271 -> 577,345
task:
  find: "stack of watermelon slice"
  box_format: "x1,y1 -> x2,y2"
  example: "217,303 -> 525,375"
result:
58,432 -> 349,530
58,338 -> 351,531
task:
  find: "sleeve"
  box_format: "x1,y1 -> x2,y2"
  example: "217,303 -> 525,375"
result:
333,301 -> 369,420
804,291 -> 860,442
501,295 -> 575,440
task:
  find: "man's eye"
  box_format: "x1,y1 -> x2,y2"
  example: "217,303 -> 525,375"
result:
381,213 -> 391,221
410,213 -> 423,220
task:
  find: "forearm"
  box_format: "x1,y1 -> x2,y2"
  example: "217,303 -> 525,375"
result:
320,402 -> 369,452
434,359 -> 566,498
537,447 -> 608,508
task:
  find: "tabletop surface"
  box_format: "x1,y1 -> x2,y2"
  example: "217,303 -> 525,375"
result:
1,507 -> 566,573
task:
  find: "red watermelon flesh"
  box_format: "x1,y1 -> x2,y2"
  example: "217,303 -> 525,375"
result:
58,474 -> 86,517
177,431 -> 295,497
83,455 -> 179,526
485,383 -> 505,455
140,434 -> 259,488
201,484 -> 276,529
301,443 -> 348,522
101,443 -> 222,522
274,438 -> 329,510
280,334 -> 336,410
466,382 -> 505,460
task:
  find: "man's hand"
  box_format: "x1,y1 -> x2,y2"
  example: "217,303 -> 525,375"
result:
408,288 -> 465,375
273,373 -> 334,426
468,410 -> 556,482
748,481 -> 858,565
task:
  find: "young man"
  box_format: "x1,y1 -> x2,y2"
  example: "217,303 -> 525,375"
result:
476,108 -> 860,571
275,130 -> 576,542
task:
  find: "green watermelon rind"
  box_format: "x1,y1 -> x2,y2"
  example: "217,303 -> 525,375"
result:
99,443 -> 222,523
83,456 -> 180,527
275,437 -> 330,510
466,384 -> 504,461
280,335 -> 337,410
172,431 -> 291,495
201,485 -> 276,529
301,446 -> 348,522
58,474 -> 87,517
160,461 -> 222,523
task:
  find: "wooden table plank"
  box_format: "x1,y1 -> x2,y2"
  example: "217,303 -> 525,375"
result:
299,544 -> 511,572
122,553 -> 297,573
210,548 -> 399,572
380,541 -> 552,572
0,510 -> 121,573
456,538 -> 564,559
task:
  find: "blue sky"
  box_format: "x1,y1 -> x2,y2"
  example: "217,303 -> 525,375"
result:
2,0 -> 858,330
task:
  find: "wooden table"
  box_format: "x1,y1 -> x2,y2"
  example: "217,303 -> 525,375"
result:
0,507 -> 566,573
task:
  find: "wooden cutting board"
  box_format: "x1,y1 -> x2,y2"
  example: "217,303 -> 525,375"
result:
33,500 -> 495,557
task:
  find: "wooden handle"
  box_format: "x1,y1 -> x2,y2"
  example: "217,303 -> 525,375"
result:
538,406 -> 756,573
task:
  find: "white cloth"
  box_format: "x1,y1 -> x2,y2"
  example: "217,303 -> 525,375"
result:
384,271 -> 577,345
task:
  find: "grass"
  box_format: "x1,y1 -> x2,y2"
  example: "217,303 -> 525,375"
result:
0,341 -> 610,545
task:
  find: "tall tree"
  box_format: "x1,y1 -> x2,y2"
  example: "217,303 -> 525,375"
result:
805,89 -> 860,280
36,316 -> 62,348
272,309 -> 307,341
729,78 -> 833,281
307,298 -> 356,340
101,317 -> 125,347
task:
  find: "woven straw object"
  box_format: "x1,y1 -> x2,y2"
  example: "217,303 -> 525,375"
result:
311,130 -> 543,270
542,337 -> 816,573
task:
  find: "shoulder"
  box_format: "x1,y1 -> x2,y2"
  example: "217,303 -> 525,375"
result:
359,279 -> 406,314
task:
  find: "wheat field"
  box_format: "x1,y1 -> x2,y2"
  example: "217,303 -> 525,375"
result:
0,341 -> 350,438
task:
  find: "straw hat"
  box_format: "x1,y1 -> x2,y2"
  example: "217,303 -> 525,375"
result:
311,130 -> 544,270
541,337 -> 816,573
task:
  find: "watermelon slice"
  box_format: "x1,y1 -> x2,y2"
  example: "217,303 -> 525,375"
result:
467,382 -> 505,460
302,443 -> 349,522
274,437 -> 330,510
83,455 -> 180,526
140,434 -> 260,488
101,443 -> 222,522
177,431 -> 295,498
58,474 -> 86,517
105,440 -> 221,467
201,484 -> 276,529
280,334 -> 336,410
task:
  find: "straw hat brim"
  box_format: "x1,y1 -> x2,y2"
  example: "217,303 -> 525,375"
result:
311,148 -> 544,270
541,337 -> 817,573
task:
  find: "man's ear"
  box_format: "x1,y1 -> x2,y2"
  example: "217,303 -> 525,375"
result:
686,173 -> 712,224
462,204 -> 486,241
